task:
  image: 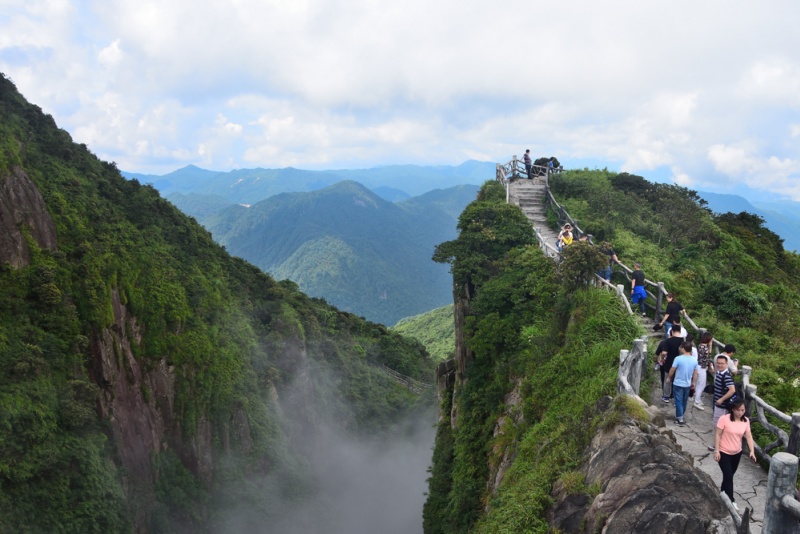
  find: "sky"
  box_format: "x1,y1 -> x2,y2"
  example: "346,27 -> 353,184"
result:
1,0 -> 800,200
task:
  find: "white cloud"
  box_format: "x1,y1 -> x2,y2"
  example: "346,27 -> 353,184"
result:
98,39 -> 123,67
708,142 -> 800,199
1,0 -> 799,199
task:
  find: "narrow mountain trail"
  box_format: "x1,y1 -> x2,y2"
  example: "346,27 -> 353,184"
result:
509,173 -> 768,533
508,175 -> 559,249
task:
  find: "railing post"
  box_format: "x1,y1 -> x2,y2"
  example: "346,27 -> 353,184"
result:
618,349 -> 629,394
787,413 -> 800,456
763,452 -> 800,533
655,282 -> 665,323
640,335 -> 649,382
740,366 -> 752,396
745,384 -> 757,421
512,155 -> 518,180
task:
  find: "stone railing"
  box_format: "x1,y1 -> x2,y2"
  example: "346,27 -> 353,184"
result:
370,362 -> 432,395
762,453 -> 800,532
617,336 -> 649,397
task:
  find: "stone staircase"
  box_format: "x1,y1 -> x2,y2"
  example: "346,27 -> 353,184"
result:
507,176 -> 559,250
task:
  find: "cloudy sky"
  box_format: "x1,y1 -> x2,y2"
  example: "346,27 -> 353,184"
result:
1,0 -> 799,200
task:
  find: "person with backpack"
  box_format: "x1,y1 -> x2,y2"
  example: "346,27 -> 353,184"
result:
708,355 -> 737,451
714,399 -> 756,512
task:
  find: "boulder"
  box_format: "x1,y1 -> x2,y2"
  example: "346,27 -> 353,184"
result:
549,414 -> 736,533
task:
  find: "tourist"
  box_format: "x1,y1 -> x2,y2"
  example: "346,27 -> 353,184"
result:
710,355 -> 737,433
716,344 -> 739,376
523,149 -> 532,179
557,224 -> 573,252
666,318 -> 688,338
668,341 -> 698,426
655,325 -> 685,403
597,241 -> 618,284
694,332 -> 714,410
630,262 -> 647,316
714,399 -> 756,511
658,293 -> 685,340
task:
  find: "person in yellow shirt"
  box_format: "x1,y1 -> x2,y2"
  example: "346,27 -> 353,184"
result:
557,224 -> 573,252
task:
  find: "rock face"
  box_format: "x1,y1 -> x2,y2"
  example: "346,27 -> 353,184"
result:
549,409 -> 737,533
0,165 -> 57,267
90,290 -> 261,532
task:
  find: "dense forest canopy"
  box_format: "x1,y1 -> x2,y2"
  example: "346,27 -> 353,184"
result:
0,73 -> 433,532
424,174 -> 800,533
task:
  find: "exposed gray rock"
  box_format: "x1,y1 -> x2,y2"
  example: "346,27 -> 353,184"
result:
0,165 -> 57,267
549,415 -> 737,533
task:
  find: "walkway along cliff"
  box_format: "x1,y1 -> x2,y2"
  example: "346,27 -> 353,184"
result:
426,160 -> 800,533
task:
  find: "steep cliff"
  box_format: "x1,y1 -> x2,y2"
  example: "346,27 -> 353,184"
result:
0,73 -> 433,532
423,181 -> 736,533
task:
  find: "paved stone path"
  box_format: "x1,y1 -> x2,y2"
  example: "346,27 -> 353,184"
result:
647,358 -> 767,533
510,175 -> 769,533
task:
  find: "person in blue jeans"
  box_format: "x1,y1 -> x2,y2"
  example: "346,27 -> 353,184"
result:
630,262 -> 647,316
668,341 -> 698,425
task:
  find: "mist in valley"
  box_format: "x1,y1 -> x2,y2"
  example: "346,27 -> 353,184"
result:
212,367 -> 438,534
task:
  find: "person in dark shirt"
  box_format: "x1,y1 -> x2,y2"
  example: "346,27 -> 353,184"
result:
597,242 -> 618,283
658,293 -> 685,340
523,149 -> 532,179
630,262 -> 646,316
655,326 -> 685,402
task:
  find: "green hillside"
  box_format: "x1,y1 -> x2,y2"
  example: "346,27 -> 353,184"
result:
0,73 -> 433,532
200,181 -> 477,325
393,305 -> 455,362
423,174 -> 800,532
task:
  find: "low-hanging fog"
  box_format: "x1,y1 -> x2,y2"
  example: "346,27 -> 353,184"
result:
211,365 -> 438,534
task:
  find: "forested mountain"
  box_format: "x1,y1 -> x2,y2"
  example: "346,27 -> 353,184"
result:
424,175 -> 800,533
392,305 -> 455,362
193,181 -> 479,325
0,73 -> 434,533
125,160 -> 495,203
698,190 -> 800,253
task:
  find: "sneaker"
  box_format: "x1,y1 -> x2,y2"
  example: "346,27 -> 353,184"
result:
641,312 -> 647,317
661,396 -> 670,403
707,445 -> 716,452
677,419 -> 685,426
694,403 -> 705,411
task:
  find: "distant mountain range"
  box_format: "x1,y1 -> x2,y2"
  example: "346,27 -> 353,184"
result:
124,160 -> 496,203
169,181 -> 480,325
697,191 -> 800,253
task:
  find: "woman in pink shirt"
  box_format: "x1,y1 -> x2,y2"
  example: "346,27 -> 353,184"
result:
714,399 -> 756,510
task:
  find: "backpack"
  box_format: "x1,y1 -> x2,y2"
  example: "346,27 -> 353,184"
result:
724,379 -> 745,409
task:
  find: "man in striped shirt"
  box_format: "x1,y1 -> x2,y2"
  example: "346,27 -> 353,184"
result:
708,355 -> 736,451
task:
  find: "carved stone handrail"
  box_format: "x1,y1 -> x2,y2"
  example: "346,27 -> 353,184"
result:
370,362 -> 432,394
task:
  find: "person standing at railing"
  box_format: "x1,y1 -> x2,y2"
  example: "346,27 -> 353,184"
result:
630,262 -> 647,316
523,149 -> 532,180
658,293 -> 686,340
714,399 -> 757,512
